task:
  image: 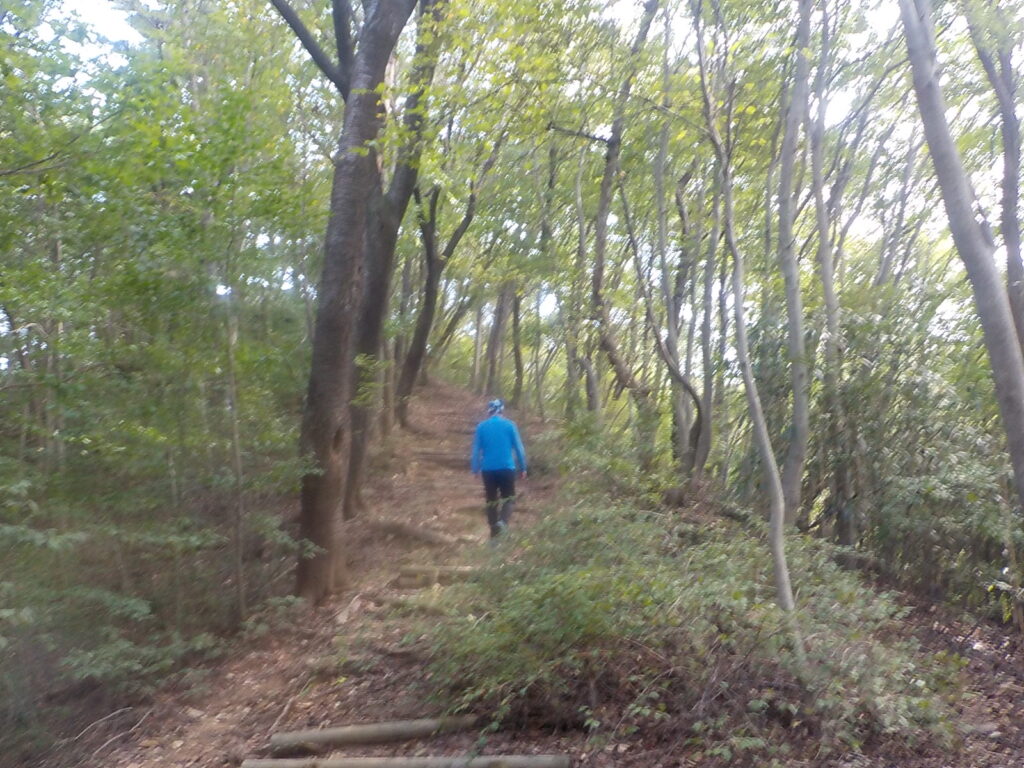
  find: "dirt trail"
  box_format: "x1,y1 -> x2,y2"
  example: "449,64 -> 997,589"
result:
49,381 -> 1024,768
78,381 -> 568,768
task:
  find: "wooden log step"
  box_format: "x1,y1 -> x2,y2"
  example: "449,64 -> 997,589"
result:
398,566 -> 478,585
244,757 -> 571,768
270,717 -> 478,754
400,565 -> 476,577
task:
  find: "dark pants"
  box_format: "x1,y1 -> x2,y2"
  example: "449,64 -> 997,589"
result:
481,469 -> 516,537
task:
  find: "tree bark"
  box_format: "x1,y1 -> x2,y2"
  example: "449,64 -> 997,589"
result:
806,5 -> 851,544
692,1 -> 801,631
589,0 -> 660,467
484,283 -> 514,396
288,0 -> 418,604
900,0 -> 1024,522
470,303 -> 483,392
270,717 -> 478,755
342,0 -> 444,521
511,292 -> 524,407
964,1 -> 1023,355
244,757 -> 570,768
694,176 -> 720,476
777,0 -> 812,525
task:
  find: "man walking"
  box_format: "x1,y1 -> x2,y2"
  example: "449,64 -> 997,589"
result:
470,399 -> 527,539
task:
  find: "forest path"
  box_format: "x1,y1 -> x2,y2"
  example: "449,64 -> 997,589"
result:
92,381 -> 575,768
52,381 -> 1024,768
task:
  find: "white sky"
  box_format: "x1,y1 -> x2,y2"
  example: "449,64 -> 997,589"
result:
62,0 -> 142,44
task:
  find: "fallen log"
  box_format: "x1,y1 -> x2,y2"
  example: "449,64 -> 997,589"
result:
270,717 -> 478,754
369,520 -> 457,547
245,757 -> 571,768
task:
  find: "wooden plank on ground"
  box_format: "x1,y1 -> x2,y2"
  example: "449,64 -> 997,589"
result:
270,717 -> 478,754
245,756 -> 571,768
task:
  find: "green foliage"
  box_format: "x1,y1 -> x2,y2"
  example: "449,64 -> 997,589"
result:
0,0 -> 323,757
427,500 -> 960,758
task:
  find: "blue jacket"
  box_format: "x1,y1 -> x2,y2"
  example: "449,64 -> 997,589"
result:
471,415 -> 527,473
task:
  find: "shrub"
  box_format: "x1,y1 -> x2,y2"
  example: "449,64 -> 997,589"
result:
426,500 -> 961,761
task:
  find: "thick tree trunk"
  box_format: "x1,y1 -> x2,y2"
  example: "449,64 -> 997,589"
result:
294,1 -> 418,604
343,181 -> 393,521
900,0 -> 1024,521
342,2 -> 443,521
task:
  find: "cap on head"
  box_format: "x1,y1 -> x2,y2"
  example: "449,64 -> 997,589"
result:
487,398 -> 504,415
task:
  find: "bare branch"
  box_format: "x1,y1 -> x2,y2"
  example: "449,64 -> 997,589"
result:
546,122 -> 610,145
269,0 -> 350,99
332,0 -> 355,88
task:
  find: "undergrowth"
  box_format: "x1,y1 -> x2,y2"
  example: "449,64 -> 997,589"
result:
426,496 -> 964,764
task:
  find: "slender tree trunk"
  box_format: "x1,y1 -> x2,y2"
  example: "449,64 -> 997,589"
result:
379,338 -> 394,438
471,304 -> 483,392
224,310 -> 247,622
484,283 -> 513,396
900,0 -> 1024,519
777,0 -> 812,525
693,4 -> 801,631
964,2 -> 1023,354
511,293 -> 524,407
392,254 -> 413,420
590,0 -> 660,468
397,245 -> 442,426
807,6 -> 851,544
695,178 -> 720,476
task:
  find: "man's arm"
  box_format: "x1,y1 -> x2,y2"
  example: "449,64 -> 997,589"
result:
510,422 -> 527,475
470,425 -> 482,473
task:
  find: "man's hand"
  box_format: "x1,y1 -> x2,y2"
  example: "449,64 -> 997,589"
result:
519,470 -> 527,480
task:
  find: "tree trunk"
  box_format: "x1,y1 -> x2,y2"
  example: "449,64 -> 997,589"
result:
900,0 -> 1024,522
693,6 -> 801,630
777,0 -> 812,525
511,293 -> 524,407
484,283 -> 514,396
589,0 -> 660,468
341,1 -> 443,521
397,244 -> 442,427
694,177 -> 720,476
224,309 -> 247,622
470,303 -> 483,392
807,6 -> 851,544
293,0 -> 418,604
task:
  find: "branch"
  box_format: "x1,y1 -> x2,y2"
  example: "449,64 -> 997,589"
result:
269,0 -> 350,99
386,0 -> 445,215
546,122 -> 610,145
440,133 -> 506,263
331,0 -> 355,89
618,179 -> 704,428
